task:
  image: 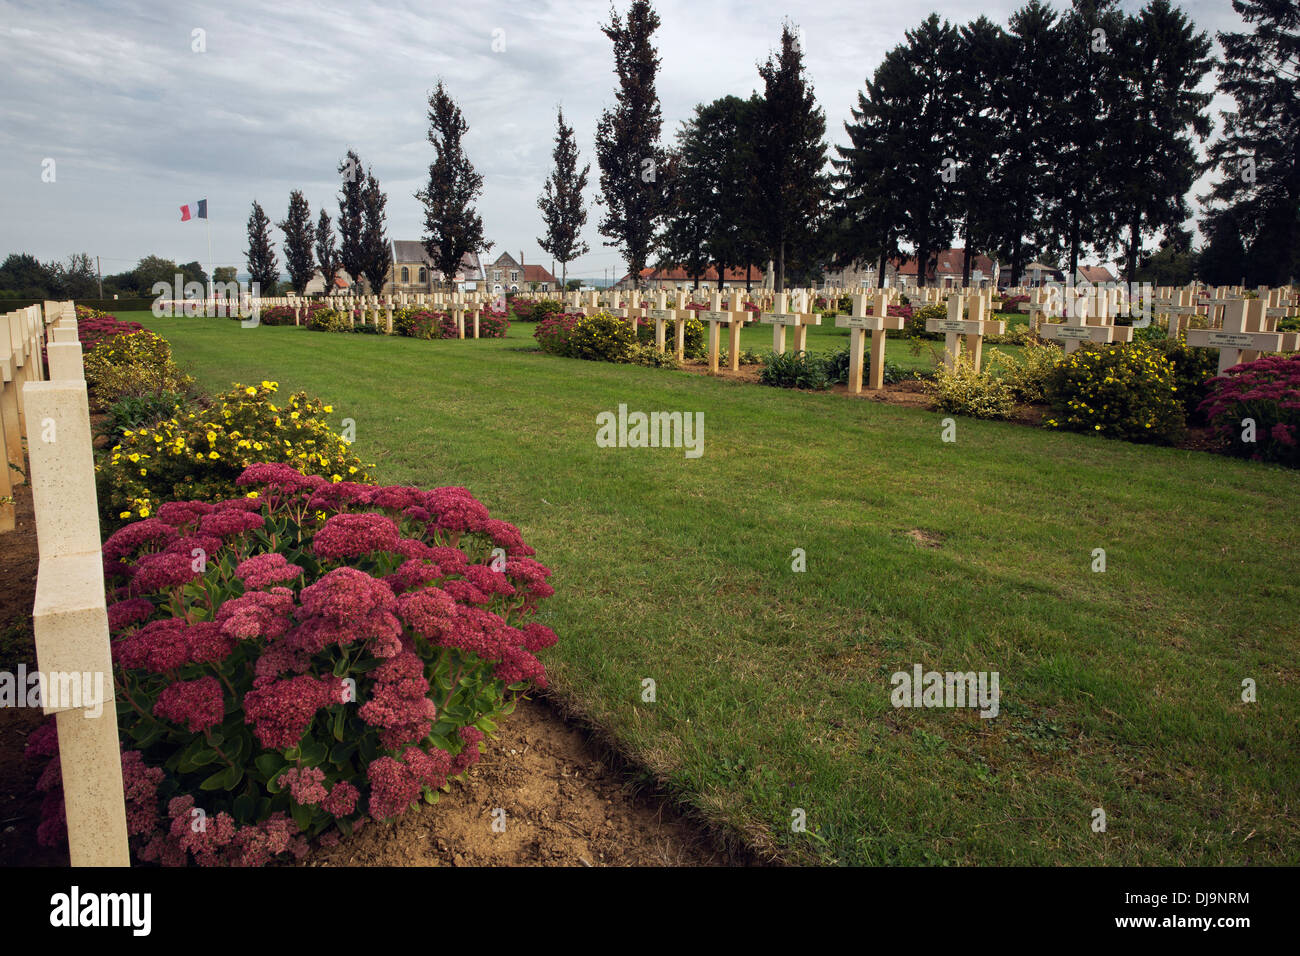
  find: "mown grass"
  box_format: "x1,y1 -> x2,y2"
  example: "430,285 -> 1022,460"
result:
126,311 -> 1300,865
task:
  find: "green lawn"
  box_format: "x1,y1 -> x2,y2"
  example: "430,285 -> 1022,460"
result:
125,311 -> 1300,865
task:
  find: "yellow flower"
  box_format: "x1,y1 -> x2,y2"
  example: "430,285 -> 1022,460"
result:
119,511 -> 132,519
323,405 -> 333,413
209,451 -> 219,459
246,491 -> 260,499
331,474 -> 342,483
245,386 -> 257,396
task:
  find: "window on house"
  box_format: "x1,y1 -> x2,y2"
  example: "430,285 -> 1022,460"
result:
493,270 -> 502,281
401,267 -> 410,283
510,271 -> 519,283
419,268 -> 427,283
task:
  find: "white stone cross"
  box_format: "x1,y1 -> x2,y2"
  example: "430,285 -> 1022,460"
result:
1187,298 -> 1284,373
925,294 -> 1004,370
835,292 -> 906,392
760,291 -> 820,355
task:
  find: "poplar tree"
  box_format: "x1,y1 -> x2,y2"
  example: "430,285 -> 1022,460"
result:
360,169 -> 392,295
537,106 -> 590,292
754,23 -> 829,292
594,0 -> 665,291
277,190 -> 315,296
337,150 -> 366,288
245,200 -> 279,294
418,81 -> 491,292
316,209 -> 340,295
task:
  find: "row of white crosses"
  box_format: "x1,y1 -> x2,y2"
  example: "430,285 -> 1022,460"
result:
1037,287 -> 1134,354
760,291 -> 821,354
2,305 -> 51,532
2,301 -> 131,864
925,294 -> 1005,371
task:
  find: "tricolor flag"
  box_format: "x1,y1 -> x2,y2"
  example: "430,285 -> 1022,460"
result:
180,199 -> 208,221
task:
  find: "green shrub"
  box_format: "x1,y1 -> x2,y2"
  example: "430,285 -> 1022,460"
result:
307,308 -> 349,333
760,351 -> 831,390
636,316 -> 706,358
101,392 -> 189,442
718,347 -> 766,366
83,331 -> 195,410
567,311 -> 637,362
930,355 -> 1017,419
626,343 -> 683,368
905,304 -> 947,340
1133,326 -> 1220,420
1044,342 -> 1184,443
530,299 -> 563,322
988,342 -> 1063,404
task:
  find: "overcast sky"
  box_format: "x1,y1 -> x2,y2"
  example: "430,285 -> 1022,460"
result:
0,0 -> 1249,281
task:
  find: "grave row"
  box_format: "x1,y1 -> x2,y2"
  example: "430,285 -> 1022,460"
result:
1,300 -> 130,866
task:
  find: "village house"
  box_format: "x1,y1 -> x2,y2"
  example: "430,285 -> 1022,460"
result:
388,240 -> 484,294
484,251 -> 559,294
893,249 -> 1002,289
612,264 -> 766,292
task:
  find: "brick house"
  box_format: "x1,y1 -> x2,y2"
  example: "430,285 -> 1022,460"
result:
484,252 -> 558,294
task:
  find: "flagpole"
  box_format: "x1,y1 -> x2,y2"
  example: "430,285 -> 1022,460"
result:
205,211 -> 214,313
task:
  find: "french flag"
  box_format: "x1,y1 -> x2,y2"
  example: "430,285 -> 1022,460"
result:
180,199 -> 208,221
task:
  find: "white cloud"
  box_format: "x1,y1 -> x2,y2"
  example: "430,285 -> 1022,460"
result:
0,0 -> 1253,278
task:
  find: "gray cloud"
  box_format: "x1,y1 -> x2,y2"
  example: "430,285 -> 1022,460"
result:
0,0 -> 1251,279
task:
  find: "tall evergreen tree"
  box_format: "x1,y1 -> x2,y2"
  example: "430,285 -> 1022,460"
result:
696,95 -> 763,289
1109,0 -> 1213,285
337,150 -> 366,287
594,0 -> 665,291
245,200 -> 279,294
754,22 -> 830,292
833,57 -> 912,288
537,106 -> 590,293
418,81 -> 491,293
952,16 -> 1010,285
316,209 -> 340,295
277,190 -> 315,296
993,1 -> 1065,286
893,14 -> 962,287
1044,0 -> 1129,278
1199,207 -> 1250,285
657,143 -> 711,287
360,169 -> 391,295
1202,0 -> 1300,285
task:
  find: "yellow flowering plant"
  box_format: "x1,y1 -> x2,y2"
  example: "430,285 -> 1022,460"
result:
96,381 -> 370,528
1043,342 -> 1185,444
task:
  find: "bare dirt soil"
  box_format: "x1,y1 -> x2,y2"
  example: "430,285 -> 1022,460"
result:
0,478 -> 738,867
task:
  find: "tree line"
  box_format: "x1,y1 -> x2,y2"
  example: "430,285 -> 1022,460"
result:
585,0 -> 1296,291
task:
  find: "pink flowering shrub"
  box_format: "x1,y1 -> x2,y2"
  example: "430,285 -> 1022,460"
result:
395,308 -> 509,340
533,311 -> 581,355
1198,354 -> 1300,467
29,463 -> 557,865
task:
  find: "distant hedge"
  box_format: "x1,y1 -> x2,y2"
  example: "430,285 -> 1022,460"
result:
0,297 -> 159,313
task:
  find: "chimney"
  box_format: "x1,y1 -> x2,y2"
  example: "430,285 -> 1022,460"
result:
520,250 -> 524,266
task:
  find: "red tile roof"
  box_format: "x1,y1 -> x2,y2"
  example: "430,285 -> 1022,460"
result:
624,265 -> 764,283
522,264 -> 557,283
895,249 -> 997,278
1078,265 -> 1116,283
